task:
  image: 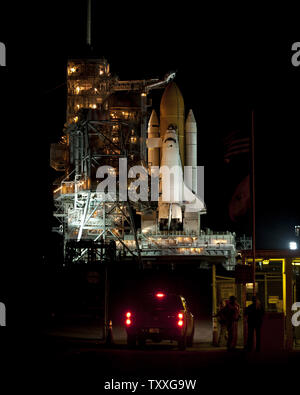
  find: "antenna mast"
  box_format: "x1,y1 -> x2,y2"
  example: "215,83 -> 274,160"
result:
87,0 -> 92,47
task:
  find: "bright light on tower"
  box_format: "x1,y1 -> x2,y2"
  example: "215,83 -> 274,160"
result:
289,241 -> 298,250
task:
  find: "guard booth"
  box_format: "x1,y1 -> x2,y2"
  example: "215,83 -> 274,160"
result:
240,250 -> 300,350
212,269 -> 245,347
212,250 -> 300,350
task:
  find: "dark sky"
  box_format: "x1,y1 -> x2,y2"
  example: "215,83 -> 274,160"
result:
1,1 -> 299,256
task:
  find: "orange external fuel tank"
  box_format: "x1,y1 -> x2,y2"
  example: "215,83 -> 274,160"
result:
160,82 -> 185,166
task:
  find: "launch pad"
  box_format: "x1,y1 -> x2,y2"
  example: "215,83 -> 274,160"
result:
50,57 -> 236,270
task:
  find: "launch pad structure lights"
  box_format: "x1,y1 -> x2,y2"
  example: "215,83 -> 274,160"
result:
289,241 -> 298,250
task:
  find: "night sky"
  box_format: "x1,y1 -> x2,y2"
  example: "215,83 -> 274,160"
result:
0,2 -> 299,260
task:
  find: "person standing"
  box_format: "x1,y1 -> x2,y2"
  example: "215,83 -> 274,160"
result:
215,299 -> 228,347
223,295 -> 240,351
245,296 -> 264,352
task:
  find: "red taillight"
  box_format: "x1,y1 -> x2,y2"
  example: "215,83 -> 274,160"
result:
156,292 -> 165,298
125,312 -> 132,326
177,312 -> 184,327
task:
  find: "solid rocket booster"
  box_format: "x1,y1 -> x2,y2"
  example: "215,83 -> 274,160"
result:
185,109 -> 197,193
147,109 -> 160,167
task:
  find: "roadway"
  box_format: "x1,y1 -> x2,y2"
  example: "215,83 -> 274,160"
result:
32,334 -> 300,392
1,320 -> 299,393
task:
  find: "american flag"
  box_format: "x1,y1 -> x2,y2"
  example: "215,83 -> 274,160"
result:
223,130 -> 250,163
223,130 -> 251,222
228,174 -> 251,222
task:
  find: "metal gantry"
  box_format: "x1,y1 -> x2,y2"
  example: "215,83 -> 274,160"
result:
52,118 -> 145,263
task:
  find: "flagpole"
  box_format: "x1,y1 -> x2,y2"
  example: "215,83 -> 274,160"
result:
251,110 -> 256,297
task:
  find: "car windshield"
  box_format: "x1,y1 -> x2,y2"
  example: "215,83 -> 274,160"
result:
135,294 -> 183,312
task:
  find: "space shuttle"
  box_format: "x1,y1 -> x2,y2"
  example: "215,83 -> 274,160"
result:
145,82 -> 206,233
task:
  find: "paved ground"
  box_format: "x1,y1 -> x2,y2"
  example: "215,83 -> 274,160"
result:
28,334 -> 300,392
2,315 -> 299,392
1,327 -> 299,393
42,317 -> 213,343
